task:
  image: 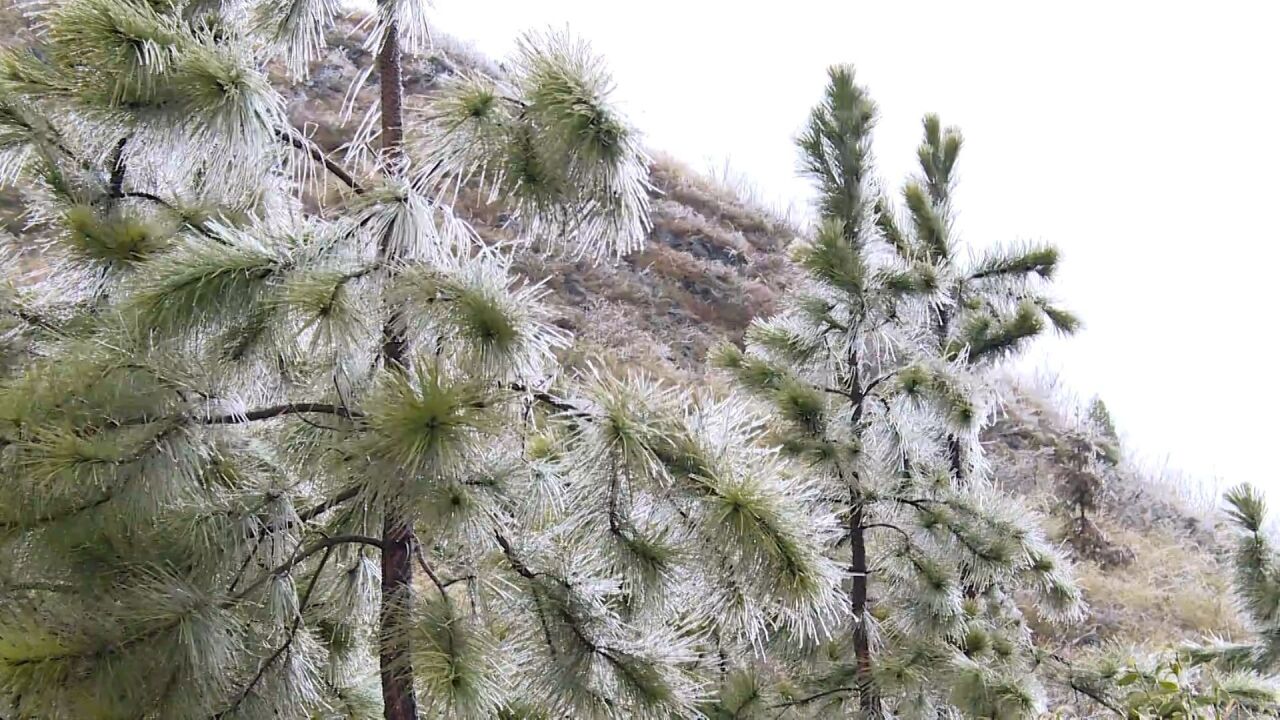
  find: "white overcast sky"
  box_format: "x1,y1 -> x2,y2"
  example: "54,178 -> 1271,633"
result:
418,0 -> 1280,494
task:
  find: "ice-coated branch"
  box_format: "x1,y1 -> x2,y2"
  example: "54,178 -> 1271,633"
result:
216,544 -> 338,718
277,126 -> 366,194
232,534 -> 384,603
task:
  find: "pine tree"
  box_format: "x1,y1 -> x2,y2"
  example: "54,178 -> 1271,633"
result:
0,2 -> 842,718
875,114 -> 1079,480
1087,396 -> 1121,466
1052,424 -> 1133,569
712,66 -> 1083,718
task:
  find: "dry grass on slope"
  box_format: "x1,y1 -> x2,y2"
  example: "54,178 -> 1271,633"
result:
989,375 -> 1246,650
1064,520 -> 1245,646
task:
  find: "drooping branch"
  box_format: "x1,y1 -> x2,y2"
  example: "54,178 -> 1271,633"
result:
96,190 -> 219,240
863,522 -> 912,543
495,531 -> 650,692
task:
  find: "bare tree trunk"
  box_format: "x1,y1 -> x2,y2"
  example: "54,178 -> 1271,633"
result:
850,500 -> 879,718
380,515 -> 417,720
375,11 -> 418,720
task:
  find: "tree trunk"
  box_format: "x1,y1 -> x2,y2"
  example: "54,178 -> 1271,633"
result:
850,501 -> 879,717
380,515 -> 417,720
375,11 -> 418,720
947,434 -> 964,483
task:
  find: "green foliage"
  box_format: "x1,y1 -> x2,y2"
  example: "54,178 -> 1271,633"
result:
793,218 -> 868,296
970,245 -> 1059,281
61,204 -> 172,266
0,3 -> 841,719
1062,645 -> 1280,719
878,112 -> 1077,378
124,228 -> 286,333
1088,396 -> 1122,465
903,181 -> 949,262
797,65 -> 877,236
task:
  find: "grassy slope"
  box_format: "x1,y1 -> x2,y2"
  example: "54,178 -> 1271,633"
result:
989,378 -> 1244,649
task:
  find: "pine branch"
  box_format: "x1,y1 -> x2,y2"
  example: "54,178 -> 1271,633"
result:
116,402 -> 365,428
413,541 -> 449,598
774,685 -> 855,709
494,529 -> 562,659
822,385 -> 857,400
298,482 -> 365,523
199,403 -> 365,424
495,528 -> 655,698
0,491 -> 116,531
509,382 -> 591,418
232,534 -> 384,603
107,135 -> 129,198
863,522 -> 912,543
1,306 -> 65,336
2,581 -> 77,593
968,245 -> 1058,281
494,530 -> 538,581
277,127 -> 365,194
98,190 -> 219,240
226,534 -> 269,595
216,544 -> 338,718
861,369 -> 897,398
1045,655 -> 1126,717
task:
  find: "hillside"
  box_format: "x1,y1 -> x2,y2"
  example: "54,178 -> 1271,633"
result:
0,11 -> 1247,713
268,21 -> 797,382
274,19 -> 1244,660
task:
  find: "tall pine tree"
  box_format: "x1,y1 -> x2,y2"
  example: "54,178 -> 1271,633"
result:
712,66 -> 1083,718
0,2 -> 842,718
